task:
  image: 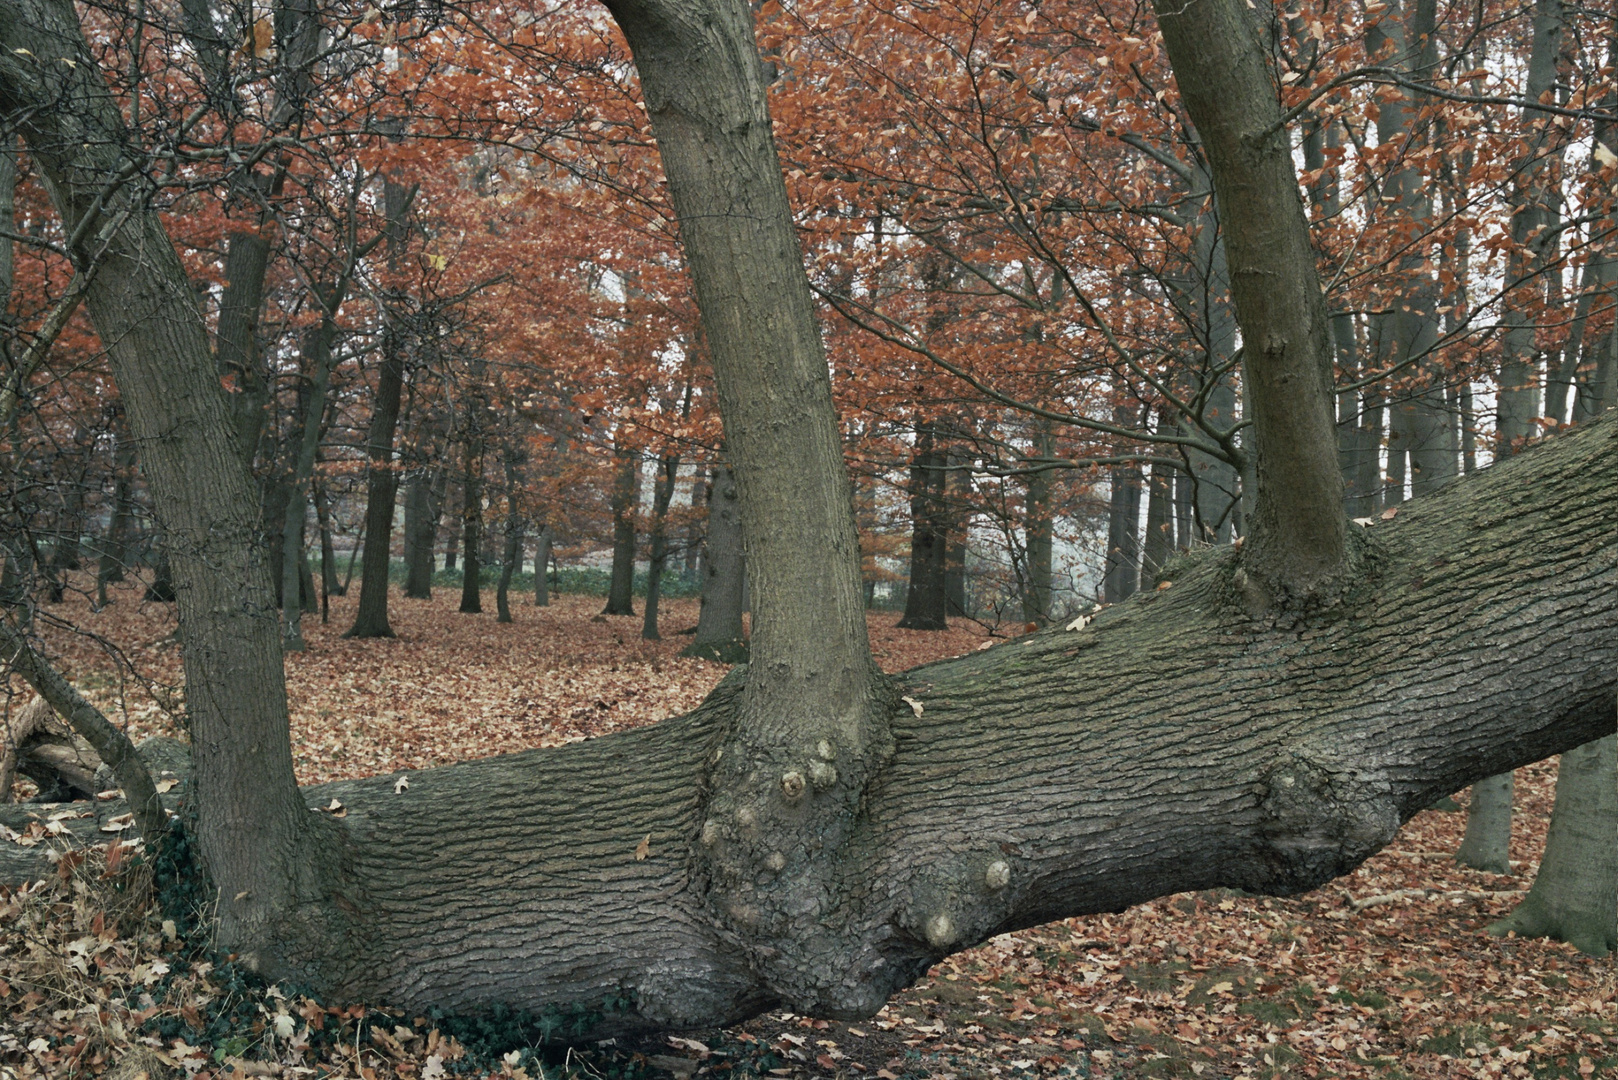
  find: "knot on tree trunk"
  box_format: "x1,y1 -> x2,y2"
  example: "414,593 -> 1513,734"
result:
1247,751 -> 1399,895
693,676 -> 897,1018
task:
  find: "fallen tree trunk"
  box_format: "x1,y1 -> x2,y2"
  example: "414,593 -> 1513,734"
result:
104,410 -> 1603,1031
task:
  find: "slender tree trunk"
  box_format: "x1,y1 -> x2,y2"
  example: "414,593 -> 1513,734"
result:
1140,460 -> 1173,590
403,467 -> 440,599
458,434 -> 484,615
1020,425 -> 1054,625
642,452 -> 680,640
898,425 -> 949,630
495,454 -> 522,626
97,415 -> 135,606
532,523 -> 553,607
281,315 -> 340,653
603,443 -> 639,616
1152,0 -> 1346,602
443,478 -> 460,573
0,0 -> 332,966
1103,462 -> 1141,604
313,477 -> 341,598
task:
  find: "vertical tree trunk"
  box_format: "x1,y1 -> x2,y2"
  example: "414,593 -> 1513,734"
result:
0,0 -> 329,967
313,477 -> 341,598
495,450 -> 523,626
642,452 -> 681,640
1103,463 -> 1141,604
402,468 -> 439,599
281,314 -> 340,653
898,425 -> 949,630
532,522 -> 553,607
1152,0 -> 1347,601
1140,460 -> 1173,590
603,442 -> 639,616
1455,772 -> 1515,874
443,477 -> 460,573
1490,735 -> 1617,956
458,435 -> 484,615
97,414 -> 136,606
1020,424 -> 1054,625
682,464 -> 747,662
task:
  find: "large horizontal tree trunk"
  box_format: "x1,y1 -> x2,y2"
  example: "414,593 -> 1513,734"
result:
12,410 -> 1590,1032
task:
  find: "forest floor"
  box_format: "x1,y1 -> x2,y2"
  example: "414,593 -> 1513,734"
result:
2,578 -> 1615,1080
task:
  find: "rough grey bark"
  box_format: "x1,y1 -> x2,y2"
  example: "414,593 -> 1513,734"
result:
1455,771 -> 1515,874
0,0 -> 337,968
1152,0 -> 1346,602
603,443 -> 638,617
683,464 -> 747,662
1491,734 -> 1617,956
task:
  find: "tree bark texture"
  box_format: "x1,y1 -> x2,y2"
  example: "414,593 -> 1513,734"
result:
0,0 -> 341,969
1152,0 -> 1346,600
9,411 -> 1599,1028
683,464 -> 747,663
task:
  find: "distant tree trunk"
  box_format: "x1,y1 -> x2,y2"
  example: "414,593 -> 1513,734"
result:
944,534 -> 967,619
313,478 -> 341,599
1491,734 -> 1617,956
642,452 -> 681,640
495,447 -> 524,625
1140,460 -> 1173,590
1103,464 -> 1141,604
97,417 -> 135,606
1020,426 -> 1054,625
532,523 -> 553,607
603,442 -> 638,616
899,425 -> 948,630
403,468 -> 440,599
281,315 -> 340,653
682,464 -> 746,662
47,465 -> 86,603
144,532 -> 175,602
458,436 -> 484,615
443,479 -> 460,573
1455,772 -> 1515,874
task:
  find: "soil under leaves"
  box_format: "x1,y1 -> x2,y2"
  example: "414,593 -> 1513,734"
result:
3,578 -> 1615,1080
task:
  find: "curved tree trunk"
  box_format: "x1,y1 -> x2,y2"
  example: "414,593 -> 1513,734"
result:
1,413 -> 1595,1027
0,0 -> 337,966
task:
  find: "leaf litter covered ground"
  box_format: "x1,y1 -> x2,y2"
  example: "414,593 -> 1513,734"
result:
3,579 -> 1615,1080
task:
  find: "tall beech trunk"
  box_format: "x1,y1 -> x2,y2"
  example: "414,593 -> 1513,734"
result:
1455,772 -> 1515,874
1490,734 -> 1617,956
642,451 -> 680,640
898,425 -> 949,630
1140,460 -> 1173,590
682,464 -> 747,662
346,178 -> 412,638
603,443 -> 639,616
0,0 -> 333,967
1152,0 -> 1346,603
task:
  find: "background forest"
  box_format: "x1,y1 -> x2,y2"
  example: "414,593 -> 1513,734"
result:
0,0 -> 1616,1076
